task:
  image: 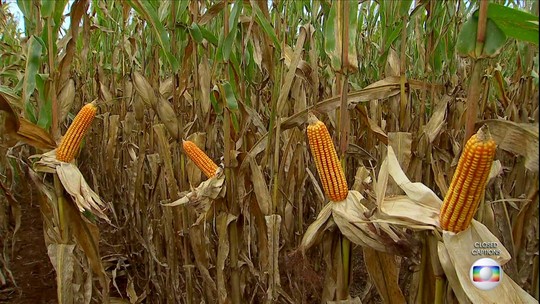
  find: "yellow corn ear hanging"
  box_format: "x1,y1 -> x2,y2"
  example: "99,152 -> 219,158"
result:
439,125 -> 497,233
56,102 -> 98,162
183,140 -> 219,178
306,113 -> 349,202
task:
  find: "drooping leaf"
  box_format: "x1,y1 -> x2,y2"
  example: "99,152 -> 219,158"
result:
22,36 -> 43,122
41,0 -> 55,18
189,23 -> 204,44
251,1 -> 281,53
125,0 -> 179,72
478,3 -> 539,45
456,14 -> 507,58
219,82 -> 238,110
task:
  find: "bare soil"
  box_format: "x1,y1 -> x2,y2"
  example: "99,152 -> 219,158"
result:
0,195 -> 57,304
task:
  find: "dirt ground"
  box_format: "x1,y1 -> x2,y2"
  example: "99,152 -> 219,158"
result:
0,195 -> 57,304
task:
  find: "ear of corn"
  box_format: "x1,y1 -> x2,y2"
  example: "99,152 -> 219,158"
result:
56,102 -> 98,162
439,125 -> 497,233
183,140 -> 218,178
306,113 -> 348,202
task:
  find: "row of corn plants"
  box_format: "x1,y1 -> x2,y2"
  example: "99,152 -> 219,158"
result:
0,0 -> 538,303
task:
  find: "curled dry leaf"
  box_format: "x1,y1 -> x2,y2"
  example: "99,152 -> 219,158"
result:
159,76 -> 173,100
377,146 -> 442,228
47,243 -> 76,303
33,150 -> 110,222
478,119 -> 539,172
1,92 -> 56,149
301,190 -> 419,258
156,98 -> 179,140
56,162 -> 109,222
300,202 -> 333,253
57,79 -> 76,124
132,71 -> 157,107
162,170 -> 226,225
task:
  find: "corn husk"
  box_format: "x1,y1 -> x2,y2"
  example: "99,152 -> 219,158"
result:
32,149 -> 110,222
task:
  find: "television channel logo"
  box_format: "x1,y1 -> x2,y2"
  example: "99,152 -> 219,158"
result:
470,258 -> 502,290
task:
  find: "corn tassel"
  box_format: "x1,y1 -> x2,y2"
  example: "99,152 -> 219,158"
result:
56,102 -> 97,162
439,125 -> 497,233
183,140 -> 218,178
306,113 -> 348,202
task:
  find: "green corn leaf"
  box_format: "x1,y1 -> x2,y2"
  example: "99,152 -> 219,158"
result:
324,1 -> 359,72
477,3 -> 538,45
399,0 -> 413,17
35,74 -> 52,130
22,36 -> 42,122
323,2 -> 340,70
220,82 -> 238,111
456,15 -> 506,59
199,26 -> 219,46
189,23 -> 204,44
252,1 -> 281,53
482,19 -> 507,57
222,0 -> 242,61
41,0 -> 55,18
456,17 -> 477,57
126,0 -> 179,72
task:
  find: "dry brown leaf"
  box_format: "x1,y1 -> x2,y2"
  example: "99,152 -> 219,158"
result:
48,243 -> 76,304
300,202 -> 333,253
56,162 -> 109,221
377,146 -> 441,228
332,192 -> 389,252
216,213 -> 236,304
199,56 -> 212,119
132,71 -> 157,107
363,248 -> 406,304
276,26 -> 307,115
100,81 -> 113,103
57,79 -> 76,124
1,92 -> 56,149
388,132 -> 412,171
423,96 -> 449,143
162,171 -> 225,225
249,156 -> 272,216
358,106 -> 388,145
64,197 -> 109,298
478,119 -> 539,172
437,241 -> 472,304
155,98 -> 179,140
265,214 -> 281,302
385,48 -> 400,77
159,76 -> 173,100
189,224 -> 217,301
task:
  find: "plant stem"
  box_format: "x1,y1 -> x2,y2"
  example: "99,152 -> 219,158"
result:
475,0 -> 489,58
337,1 -> 351,300
53,174 -> 69,243
434,276 -> 445,304
464,59 -> 483,144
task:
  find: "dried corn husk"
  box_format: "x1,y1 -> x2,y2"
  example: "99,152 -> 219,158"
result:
132,71 -> 157,107
57,79 -> 76,124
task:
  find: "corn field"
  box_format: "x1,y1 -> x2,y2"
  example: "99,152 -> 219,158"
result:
0,0 -> 538,303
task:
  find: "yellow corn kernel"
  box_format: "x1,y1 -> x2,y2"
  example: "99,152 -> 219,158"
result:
306,113 -> 348,202
56,102 -> 97,162
183,140 -> 218,178
439,126 -> 497,233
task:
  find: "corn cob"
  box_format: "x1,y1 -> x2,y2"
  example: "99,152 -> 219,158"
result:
306,113 -> 348,202
439,126 -> 497,233
56,102 -> 97,162
183,140 -> 219,178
